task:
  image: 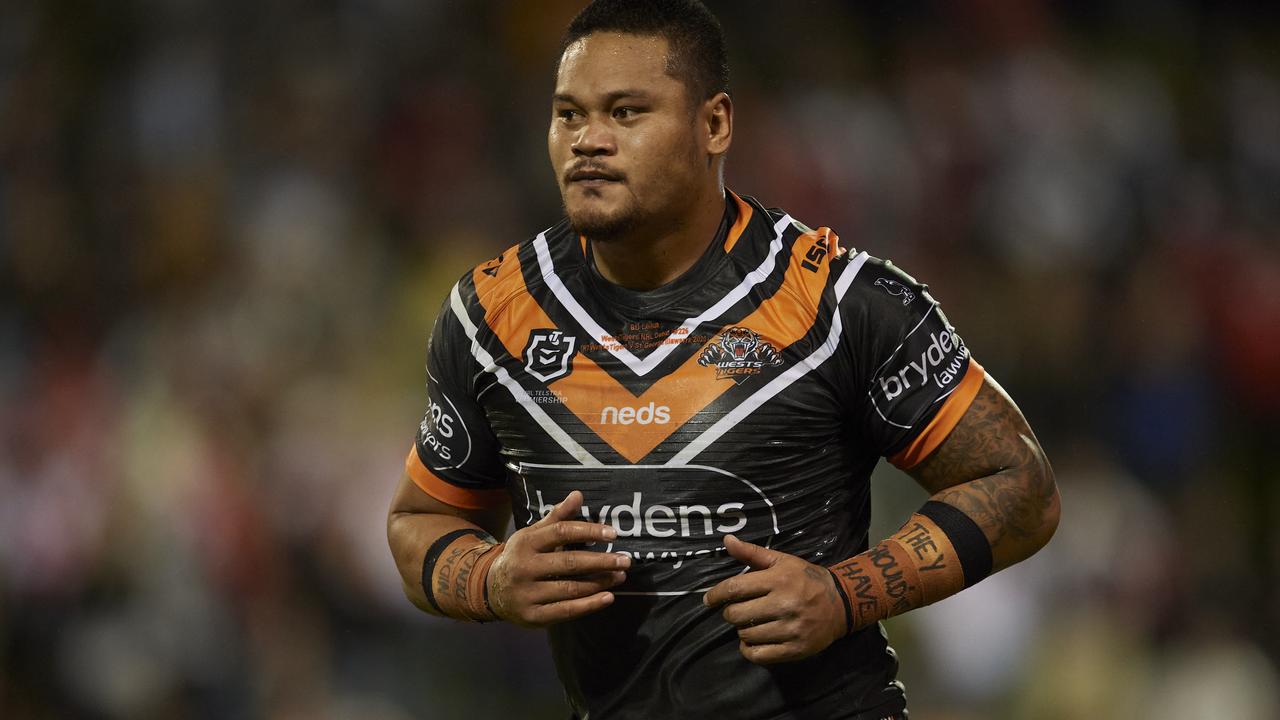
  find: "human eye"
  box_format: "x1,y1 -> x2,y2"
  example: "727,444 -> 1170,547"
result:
613,106 -> 641,120
556,108 -> 581,123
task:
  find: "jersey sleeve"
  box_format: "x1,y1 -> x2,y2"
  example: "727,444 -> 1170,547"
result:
406,291 -> 508,509
838,256 -> 985,470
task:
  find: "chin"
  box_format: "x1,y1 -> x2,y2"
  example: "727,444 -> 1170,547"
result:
565,199 -> 637,241
568,211 -> 636,242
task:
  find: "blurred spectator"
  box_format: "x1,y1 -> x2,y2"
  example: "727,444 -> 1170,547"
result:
2,1 -> 1278,718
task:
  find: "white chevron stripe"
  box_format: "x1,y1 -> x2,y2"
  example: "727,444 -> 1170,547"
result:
450,283 -> 602,467
667,252 -> 869,466
532,213 -> 795,377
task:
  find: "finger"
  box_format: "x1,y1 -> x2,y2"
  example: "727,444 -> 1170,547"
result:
724,534 -> 779,571
531,522 -> 621,552
737,620 -> 796,647
532,490 -> 585,526
533,550 -> 631,579
564,570 -> 628,586
720,596 -> 784,628
529,591 -> 615,625
738,640 -> 799,666
533,573 -> 627,604
703,571 -> 772,608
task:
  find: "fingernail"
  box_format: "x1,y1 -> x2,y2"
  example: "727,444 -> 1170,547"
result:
615,553 -> 630,568
602,526 -> 617,540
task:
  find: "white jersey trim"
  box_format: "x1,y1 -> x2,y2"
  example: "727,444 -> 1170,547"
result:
667,252 -> 870,466
532,213 -> 795,378
449,283 -> 603,467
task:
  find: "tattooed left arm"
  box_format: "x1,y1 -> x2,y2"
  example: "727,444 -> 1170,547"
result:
908,374 -> 1060,573
704,373 -> 1058,665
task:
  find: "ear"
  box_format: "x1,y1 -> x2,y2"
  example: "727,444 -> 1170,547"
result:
703,91 -> 733,157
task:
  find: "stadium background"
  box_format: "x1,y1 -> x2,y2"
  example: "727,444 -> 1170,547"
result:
2,0 -> 1279,717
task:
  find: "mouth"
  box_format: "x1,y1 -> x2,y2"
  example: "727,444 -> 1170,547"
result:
566,167 -> 623,186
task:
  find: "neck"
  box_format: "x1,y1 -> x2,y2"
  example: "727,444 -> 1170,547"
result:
589,185 -> 726,291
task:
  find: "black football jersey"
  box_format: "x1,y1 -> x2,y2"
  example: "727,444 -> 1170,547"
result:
407,192 -> 984,719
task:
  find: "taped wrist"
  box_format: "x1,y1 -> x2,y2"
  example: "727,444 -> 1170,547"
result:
421,529 -> 503,622
829,501 -> 991,634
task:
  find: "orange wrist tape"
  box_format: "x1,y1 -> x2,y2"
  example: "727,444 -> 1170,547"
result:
829,513 -> 966,633
424,531 -> 504,622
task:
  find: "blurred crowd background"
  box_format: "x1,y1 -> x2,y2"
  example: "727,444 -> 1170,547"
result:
3,0 -> 1279,718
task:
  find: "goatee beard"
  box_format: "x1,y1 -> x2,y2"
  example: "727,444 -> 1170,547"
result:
566,206 -> 637,243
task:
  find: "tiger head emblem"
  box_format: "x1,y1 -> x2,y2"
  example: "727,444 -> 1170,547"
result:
698,327 -> 783,383
720,326 -> 759,359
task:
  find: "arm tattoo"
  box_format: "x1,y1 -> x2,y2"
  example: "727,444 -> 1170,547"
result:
825,376 -> 1056,635
908,377 -> 1058,570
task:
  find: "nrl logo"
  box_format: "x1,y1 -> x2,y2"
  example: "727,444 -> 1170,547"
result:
524,329 -> 577,383
698,327 -> 782,384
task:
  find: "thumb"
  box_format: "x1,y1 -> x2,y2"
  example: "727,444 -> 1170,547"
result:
534,490 -> 584,526
724,534 -> 777,571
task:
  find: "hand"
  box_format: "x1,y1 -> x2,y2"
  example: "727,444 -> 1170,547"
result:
703,535 -> 847,665
486,490 -> 631,627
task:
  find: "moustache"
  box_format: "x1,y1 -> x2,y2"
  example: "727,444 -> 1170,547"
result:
565,163 -> 624,183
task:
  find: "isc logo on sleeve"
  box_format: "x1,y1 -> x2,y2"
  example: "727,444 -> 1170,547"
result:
600,402 -> 671,425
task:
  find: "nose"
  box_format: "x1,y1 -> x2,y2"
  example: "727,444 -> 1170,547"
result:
572,116 -> 615,157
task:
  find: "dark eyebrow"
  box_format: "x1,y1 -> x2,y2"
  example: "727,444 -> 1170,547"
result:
553,90 -> 653,105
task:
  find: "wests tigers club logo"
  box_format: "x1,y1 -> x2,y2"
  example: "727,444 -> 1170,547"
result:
698,327 -> 782,384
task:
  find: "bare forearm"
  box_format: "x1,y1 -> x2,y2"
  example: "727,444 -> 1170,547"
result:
387,511 -> 495,614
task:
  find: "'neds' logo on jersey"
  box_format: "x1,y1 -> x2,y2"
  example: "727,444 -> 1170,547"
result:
516,464 -> 780,595
698,327 -> 783,384
600,403 -> 671,425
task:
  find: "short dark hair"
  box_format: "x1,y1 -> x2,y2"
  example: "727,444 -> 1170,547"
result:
558,0 -> 730,102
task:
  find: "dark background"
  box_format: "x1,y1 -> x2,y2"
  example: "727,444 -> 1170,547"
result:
2,1 -> 1279,718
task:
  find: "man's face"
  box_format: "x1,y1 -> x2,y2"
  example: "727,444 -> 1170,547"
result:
549,33 -> 705,240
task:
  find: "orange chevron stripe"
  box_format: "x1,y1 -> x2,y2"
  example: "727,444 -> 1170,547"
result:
736,226 -> 836,346
482,221 -> 835,463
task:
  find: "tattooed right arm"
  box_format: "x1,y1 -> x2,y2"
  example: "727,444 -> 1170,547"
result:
907,374 -> 1060,573
825,373 -> 1058,634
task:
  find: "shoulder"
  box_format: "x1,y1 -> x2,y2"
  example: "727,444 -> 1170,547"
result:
452,219 -> 577,314
755,198 -> 942,325
735,196 -> 856,314
837,253 -> 939,319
